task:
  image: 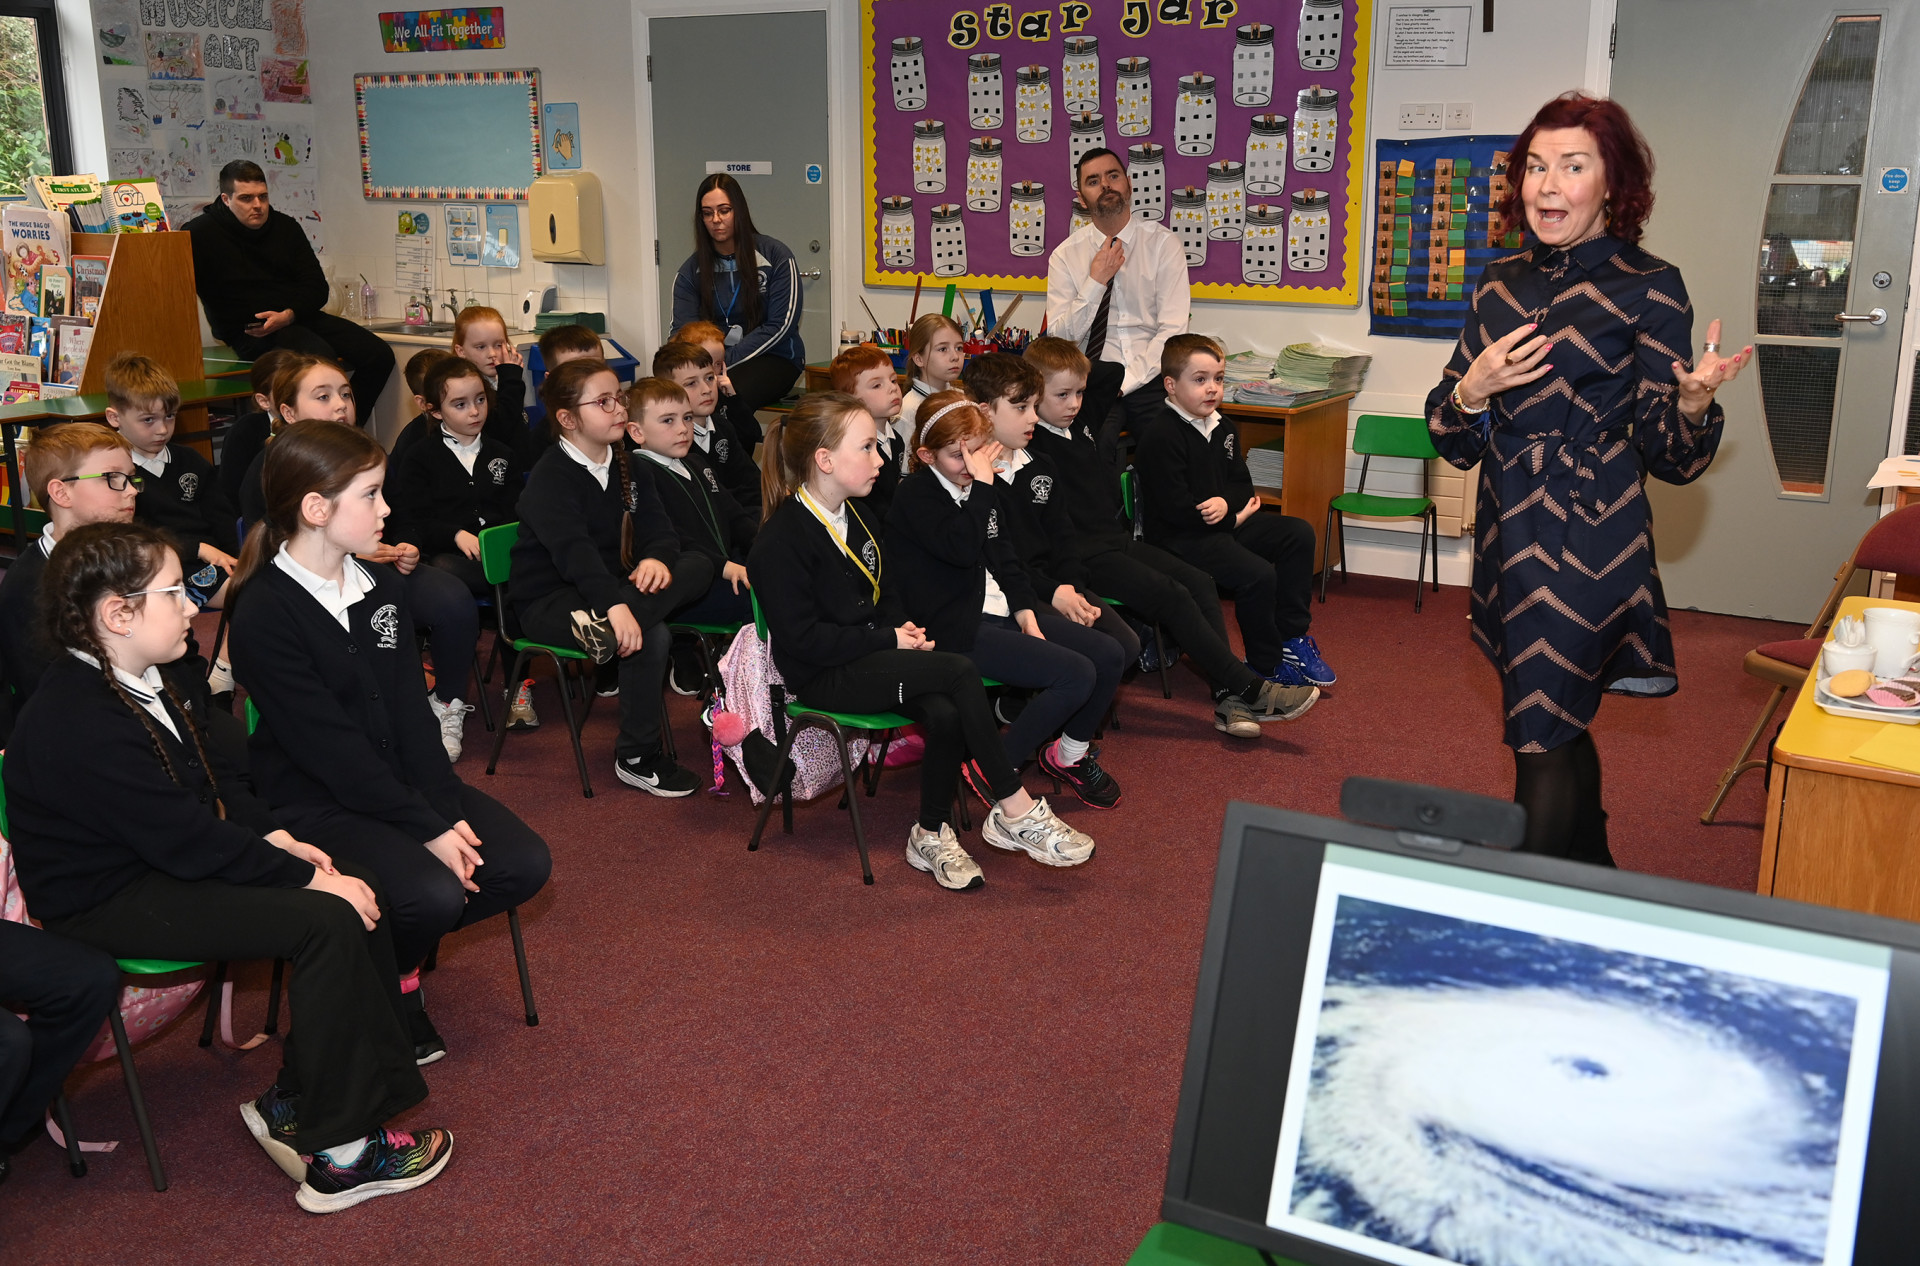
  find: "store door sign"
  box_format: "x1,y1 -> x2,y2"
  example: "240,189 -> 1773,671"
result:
707,161 -> 772,175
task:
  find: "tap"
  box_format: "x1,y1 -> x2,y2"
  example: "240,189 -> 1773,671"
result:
442,288 -> 462,322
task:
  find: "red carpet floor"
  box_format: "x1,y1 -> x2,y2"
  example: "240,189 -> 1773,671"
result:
2,575 -> 1797,1261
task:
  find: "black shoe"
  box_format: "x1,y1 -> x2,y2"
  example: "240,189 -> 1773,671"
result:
615,750 -> 700,797
593,662 -> 621,698
992,692 -> 1028,726
1037,744 -> 1122,808
668,646 -> 707,697
211,690 -> 235,715
410,1008 -> 447,1066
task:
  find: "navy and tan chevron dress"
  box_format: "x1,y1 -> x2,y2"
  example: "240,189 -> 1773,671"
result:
1424,232 -> 1725,753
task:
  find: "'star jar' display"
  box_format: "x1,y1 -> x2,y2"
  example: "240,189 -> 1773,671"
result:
1288,188 -> 1331,272
968,53 -> 1004,129
1128,142 -> 1166,222
912,119 -> 947,193
1115,56 -> 1152,137
1245,114 -> 1289,195
1062,36 -> 1100,114
1293,86 -> 1339,173
1175,72 -> 1217,156
880,195 -> 915,268
965,137 -> 1003,212
1233,24 -> 1276,106
930,202 -> 968,277
890,37 -> 927,111
1015,64 -> 1052,143
1206,159 -> 1247,241
1009,180 -> 1047,256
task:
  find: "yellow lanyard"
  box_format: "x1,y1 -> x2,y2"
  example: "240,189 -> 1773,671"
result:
797,486 -> 881,605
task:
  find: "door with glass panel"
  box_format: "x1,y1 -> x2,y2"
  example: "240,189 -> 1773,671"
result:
1612,5 -> 1920,620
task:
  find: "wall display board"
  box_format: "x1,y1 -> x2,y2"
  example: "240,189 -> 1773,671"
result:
862,0 -> 1373,303
1368,134 -> 1522,340
355,70 -> 544,200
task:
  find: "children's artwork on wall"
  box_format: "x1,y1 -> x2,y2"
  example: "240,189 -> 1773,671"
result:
158,131 -> 208,198
261,57 -> 311,104
211,72 -> 265,121
543,102 -> 581,170
94,0 -> 139,66
144,30 -> 201,81
112,85 -> 150,143
206,121 -> 258,168
272,0 -> 308,56
861,0 -> 1373,303
260,124 -> 314,170
1368,135 -> 1521,340
267,167 -> 325,254
355,70 -> 544,200
146,81 -> 205,128
108,148 -> 157,181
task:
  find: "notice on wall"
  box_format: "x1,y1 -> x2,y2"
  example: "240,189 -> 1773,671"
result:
1383,6 -> 1471,68
543,102 -> 581,170
395,231 -> 435,290
446,204 -> 482,265
482,204 -> 519,268
380,8 -> 507,53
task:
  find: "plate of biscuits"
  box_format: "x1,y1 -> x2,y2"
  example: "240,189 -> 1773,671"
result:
1816,670 -> 1920,723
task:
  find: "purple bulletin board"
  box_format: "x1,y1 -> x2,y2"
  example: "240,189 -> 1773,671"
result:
861,0 -> 1374,304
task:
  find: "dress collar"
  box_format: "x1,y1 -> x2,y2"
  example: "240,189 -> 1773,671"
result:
1532,230 -> 1618,278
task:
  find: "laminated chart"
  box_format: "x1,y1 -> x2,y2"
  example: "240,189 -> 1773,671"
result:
1369,135 -> 1523,340
862,0 -> 1375,303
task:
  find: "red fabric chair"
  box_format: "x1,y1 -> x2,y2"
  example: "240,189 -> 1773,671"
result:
1702,504 -> 1920,823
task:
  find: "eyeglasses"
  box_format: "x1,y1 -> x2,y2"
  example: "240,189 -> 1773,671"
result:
579,395 -> 627,415
122,584 -> 191,605
59,471 -> 143,491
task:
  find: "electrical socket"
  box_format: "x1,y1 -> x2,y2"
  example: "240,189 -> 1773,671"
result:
1399,102 -> 1444,130
1445,102 -> 1474,130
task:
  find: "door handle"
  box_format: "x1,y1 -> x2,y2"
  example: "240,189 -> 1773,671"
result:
798,269 -> 823,280
1834,308 -> 1888,325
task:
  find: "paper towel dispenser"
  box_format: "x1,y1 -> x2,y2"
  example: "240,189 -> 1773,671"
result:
529,171 -> 605,265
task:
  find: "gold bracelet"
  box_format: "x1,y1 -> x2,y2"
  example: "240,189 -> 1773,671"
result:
1451,383 -> 1486,415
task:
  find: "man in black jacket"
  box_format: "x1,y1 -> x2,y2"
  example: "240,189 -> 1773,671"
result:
185,161 -> 395,416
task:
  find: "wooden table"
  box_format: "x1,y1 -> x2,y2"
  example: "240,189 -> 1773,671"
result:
1760,595 -> 1920,921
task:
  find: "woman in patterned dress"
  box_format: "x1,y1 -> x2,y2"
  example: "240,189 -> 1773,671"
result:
1424,94 -> 1753,865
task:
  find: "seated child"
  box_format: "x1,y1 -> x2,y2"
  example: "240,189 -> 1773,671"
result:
829,343 -> 907,522
750,391 -> 1095,892
388,346 -> 459,464
897,314 -> 966,449
1136,334 -> 1333,689
1022,336 -> 1316,738
452,306 -> 533,462
106,353 -> 239,607
508,358 -> 714,796
539,323 -> 603,369
653,340 -> 760,510
229,422 -> 552,1064
9,520 -> 453,1212
960,354 -> 1140,803
887,391 -> 1123,809
671,319 -> 753,447
388,355 -> 523,600
218,346 -> 298,508
0,923 -> 118,1178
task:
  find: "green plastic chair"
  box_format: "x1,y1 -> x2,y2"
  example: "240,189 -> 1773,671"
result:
1320,413 -> 1442,612
1116,469 -> 1173,698
478,522 -> 598,797
0,752 -> 206,1192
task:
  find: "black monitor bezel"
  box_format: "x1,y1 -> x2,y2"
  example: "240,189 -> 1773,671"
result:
1160,799 -> 1920,1262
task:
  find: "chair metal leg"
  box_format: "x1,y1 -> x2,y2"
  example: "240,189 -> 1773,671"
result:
1414,511 -> 1429,614
507,907 -> 539,1026
197,961 -> 228,1047
1152,624 -> 1172,698
819,718 -> 876,884
486,649 -> 534,776
1701,684 -> 1791,824
541,650 -> 595,798
264,958 -> 284,1035
1429,508 -> 1441,594
107,1009 -> 167,1192
469,648 -> 494,733
863,729 -> 894,797
749,711 -> 809,853
1319,506 -> 1338,603
52,1093 -> 85,1177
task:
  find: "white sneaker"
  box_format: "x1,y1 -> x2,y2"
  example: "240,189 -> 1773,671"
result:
982,798 -> 1095,867
507,679 -> 539,730
905,822 -> 984,891
427,694 -> 473,762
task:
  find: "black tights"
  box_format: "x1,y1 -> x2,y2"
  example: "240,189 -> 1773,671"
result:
1512,731 -> 1613,867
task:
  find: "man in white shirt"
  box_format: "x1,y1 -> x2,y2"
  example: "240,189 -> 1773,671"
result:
1044,148 -> 1192,468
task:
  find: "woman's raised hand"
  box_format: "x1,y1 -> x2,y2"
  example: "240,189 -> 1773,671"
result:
1456,323 -> 1553,412
1675,318 -> 1754,422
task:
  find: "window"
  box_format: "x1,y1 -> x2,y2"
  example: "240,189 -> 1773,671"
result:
0,1 -> 73,200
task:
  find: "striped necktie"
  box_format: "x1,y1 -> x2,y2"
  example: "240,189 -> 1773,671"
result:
1083,279 -> 1113,362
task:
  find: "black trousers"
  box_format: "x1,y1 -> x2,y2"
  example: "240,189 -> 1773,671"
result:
514,554 -> 714,760
1081,542 -> 1259,695
966,612 -> 1124,764
0,921 -> 120,1148
719,355 -> 802,448
408,562 -> 480,704
800,649 -> 1020,831
428,551 -> 489,599
1158,514 -> 1316,675
1083,361 -> 1168,470
1513,730 -> 1613,866
44,865 -> 427,1153
275,783 -> 553,974
225,311 -> 397,422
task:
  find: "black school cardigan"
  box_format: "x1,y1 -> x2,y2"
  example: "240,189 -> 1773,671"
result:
883,468 -> 1041,653
508,442 -> 680,616
1026,419 -> 1132,555
389,429 -> 523,559
229,559 -> 464,843
747,493 -> 904,693
134,443 -> 239,563
635,453 -> 756,567
6,655 -> 308,923
691,413 -> 761,510
1135,405 -> 1256,543
994,451 -> 1089,597
217,411 -> 270,509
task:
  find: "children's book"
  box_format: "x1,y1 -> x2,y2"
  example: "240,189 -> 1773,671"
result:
2,206 -> 70,316
52,320 -> 92,387
71,255 -> 109,322
0,316 -> 27,356
27,175 -> 108,231
38,382 -> 77,398
1,380 -> 41,406
102,181 -> 168,233
39,266 -> 69,318
0,353 -> 40,385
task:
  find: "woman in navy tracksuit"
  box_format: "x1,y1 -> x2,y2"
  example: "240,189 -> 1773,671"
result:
670,173 -> 803,445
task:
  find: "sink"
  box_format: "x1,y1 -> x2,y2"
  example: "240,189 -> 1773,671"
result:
368,319 -> 458,335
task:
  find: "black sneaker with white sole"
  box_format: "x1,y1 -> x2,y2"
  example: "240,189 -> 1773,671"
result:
615,750 -> 701,797
410,1008 -> 447,1066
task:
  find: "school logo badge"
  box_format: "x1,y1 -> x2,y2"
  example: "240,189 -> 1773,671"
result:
488,457 -> 509,485
177,472 -> 198,501
715,438 -> 731,463
370,603 -> 400,649
986,508 -> 1000,539
1080,425 -> 1094,444
860,539 -> 879,571
624,481 -> 639,511
1029,475 -> 1053,504
1223,433 -> 1235,458
704,469 -> 720,492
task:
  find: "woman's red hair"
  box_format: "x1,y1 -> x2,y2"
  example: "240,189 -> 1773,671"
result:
1499,93 -> 1655,246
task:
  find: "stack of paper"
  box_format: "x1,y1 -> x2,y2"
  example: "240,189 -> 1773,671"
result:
1246,438 -> 1285,491
1231,379 -> 1311,406
1274,342 -> 1373,394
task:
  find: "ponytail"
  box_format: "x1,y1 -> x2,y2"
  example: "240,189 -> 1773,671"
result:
758,391 -> 868,522
232,421 -> 386,597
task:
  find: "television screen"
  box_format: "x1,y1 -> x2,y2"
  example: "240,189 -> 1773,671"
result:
1161,802 -> 1920,1266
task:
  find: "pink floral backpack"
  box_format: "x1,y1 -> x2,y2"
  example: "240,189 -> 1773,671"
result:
714,625 -> 871,805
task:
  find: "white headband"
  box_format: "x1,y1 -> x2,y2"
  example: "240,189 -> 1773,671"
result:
918,398 -> 971,441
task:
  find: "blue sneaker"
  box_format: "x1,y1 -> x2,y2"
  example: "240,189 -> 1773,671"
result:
1262,658 -> 1311,688
1282,636 -> 1336,687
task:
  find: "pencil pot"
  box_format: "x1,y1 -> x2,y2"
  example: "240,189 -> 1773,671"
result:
891,37 -> 928,111
1175,74 -> 1217,157
912,120 -> 947,193
1234,24 -> 1276,106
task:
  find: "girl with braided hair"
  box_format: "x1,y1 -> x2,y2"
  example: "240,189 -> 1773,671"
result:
228,421 -> 550,1066
4,521 -> 453,1213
